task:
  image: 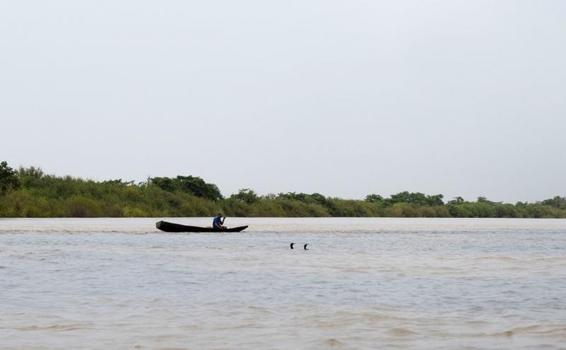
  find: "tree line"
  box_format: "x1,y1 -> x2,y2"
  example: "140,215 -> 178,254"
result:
1,161 -> 565,218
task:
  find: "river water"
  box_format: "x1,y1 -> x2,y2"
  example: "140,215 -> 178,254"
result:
1,218 -> 566,349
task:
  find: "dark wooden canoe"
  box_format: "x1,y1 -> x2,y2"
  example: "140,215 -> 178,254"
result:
156,220 -> 248,233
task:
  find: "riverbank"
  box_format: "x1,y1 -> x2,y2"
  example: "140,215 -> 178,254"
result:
1,162 -> 565,218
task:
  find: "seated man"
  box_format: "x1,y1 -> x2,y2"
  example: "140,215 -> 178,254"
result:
212,213 -> 225,230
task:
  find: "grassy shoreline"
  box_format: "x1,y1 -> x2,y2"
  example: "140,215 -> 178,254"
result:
1,162 -> 565,218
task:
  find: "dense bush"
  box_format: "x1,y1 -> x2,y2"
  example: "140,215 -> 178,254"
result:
230,189 -> 259,204
0,161 -> 20,194
150,176 -> 222,201
0,161 -> 565,218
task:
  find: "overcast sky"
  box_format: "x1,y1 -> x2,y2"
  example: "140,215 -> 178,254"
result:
1,0 -> 565,202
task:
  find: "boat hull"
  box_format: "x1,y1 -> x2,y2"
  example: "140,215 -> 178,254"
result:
156,220 -> 248,233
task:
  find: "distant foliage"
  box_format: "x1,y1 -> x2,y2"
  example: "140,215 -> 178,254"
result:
230,189 -> 259,204
366,192 -> 444,206
150,176 -> 223,201
0,161 -> 20,194
365,194 -> 384,203
541,196 -> 566,209
387,192 -> 444,206
0,160 -> 565,218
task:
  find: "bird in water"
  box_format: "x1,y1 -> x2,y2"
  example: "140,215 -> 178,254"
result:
290,242 -> 295,249
304,243 -> 309,250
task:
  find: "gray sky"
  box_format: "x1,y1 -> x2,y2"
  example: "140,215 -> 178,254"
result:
1,0 -> 565,202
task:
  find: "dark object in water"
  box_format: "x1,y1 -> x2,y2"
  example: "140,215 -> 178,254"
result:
304,243 -> 309,250
156,221 -> 248,233
290,242 -> 295,249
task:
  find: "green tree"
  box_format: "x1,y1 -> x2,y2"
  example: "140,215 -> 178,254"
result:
150,175 -> 223,201
150,177 -> 177,192
426,194 -> 444,206
0,161 -> 20,194
175,175 -> 223,200
541,196 -> 566,209
230,188 -> 259,204
386,191 -> 444,206
448,196 -> 465,204
365,194 -> 384,203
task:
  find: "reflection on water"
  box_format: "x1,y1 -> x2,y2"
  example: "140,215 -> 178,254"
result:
1,218 -> 566,349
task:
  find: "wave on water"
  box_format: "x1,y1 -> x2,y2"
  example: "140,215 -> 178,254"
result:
387,327 -> 418,337
2,217 -> 566,236
325,338 -> 345,347
16,323 -> 92,332
0,229 -> 159,235
461,325 -> 566,338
